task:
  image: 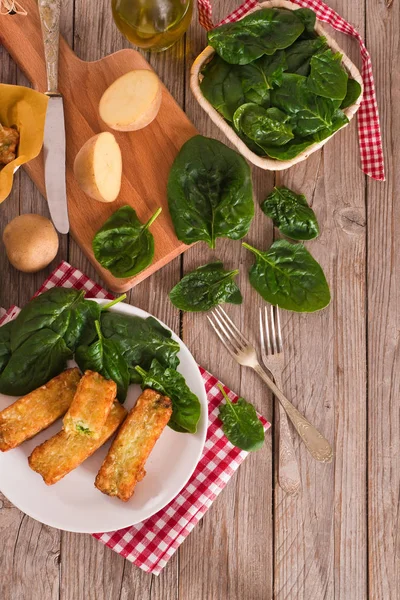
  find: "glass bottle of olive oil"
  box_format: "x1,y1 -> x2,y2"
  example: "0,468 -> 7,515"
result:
112,0 -> 193,52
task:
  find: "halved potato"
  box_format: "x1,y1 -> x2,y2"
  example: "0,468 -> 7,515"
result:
99,70 -> 162,132
74,132 -> 122,203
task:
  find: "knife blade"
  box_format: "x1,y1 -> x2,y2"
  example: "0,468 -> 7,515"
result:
38,0 -> 69,234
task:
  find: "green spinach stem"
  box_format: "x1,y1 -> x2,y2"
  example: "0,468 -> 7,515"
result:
101,294 -> 127,311
144,207 -> 162,230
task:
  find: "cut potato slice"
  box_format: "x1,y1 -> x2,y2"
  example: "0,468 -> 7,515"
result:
99,70 -> 162,132
74,132 -> 122,203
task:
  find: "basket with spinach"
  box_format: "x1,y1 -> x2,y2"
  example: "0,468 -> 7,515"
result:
201,7 -> 361,161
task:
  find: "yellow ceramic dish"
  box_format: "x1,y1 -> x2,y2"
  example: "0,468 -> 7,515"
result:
0,83 -> 48,203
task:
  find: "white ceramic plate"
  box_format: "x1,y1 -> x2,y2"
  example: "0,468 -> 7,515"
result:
0,300 -> 207,533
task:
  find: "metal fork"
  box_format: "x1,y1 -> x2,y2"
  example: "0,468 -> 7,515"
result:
259,306 -> 301,495
208,306 -> 333,463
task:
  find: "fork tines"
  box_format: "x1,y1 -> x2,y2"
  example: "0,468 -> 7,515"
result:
259,305 -> 283,356
207,306 -> 249,357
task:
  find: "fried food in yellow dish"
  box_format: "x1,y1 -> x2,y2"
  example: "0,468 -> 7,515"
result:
63,370 -> 117,438
95,389 -> 172,502
28,401 -> 127,485
0,368 -> 81,452
0,123 -> 19,166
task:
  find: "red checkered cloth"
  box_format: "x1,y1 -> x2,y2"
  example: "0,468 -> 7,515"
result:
0,261 -> 270,575
196,0 -> 385,181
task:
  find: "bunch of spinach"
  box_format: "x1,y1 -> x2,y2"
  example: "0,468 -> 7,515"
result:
167,135 -> 254,248
92,205 -> 162,279
169,261 -> 242,312
218,385 -> 264,451
135,359 -> 201,434
202,7 -> 361,160
261,186 -> 319,240
100,312 -> 181,383
242,239 -> 330,312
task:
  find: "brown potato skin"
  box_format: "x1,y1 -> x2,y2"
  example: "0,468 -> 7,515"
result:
28,401 -> 127,485
3,214 -> 59,273
95,389 -> 172,502
63,370 -> 117,439
0,368 -> 81,452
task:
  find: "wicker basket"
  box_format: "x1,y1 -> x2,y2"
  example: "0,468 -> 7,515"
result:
190,0 -> 363,171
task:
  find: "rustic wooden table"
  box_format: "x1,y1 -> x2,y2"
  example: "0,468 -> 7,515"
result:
0,1 -> 398,598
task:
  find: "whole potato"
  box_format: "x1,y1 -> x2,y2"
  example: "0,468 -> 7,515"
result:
3,214 -> 59,273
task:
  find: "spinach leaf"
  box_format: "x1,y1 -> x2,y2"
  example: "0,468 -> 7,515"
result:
92,205 -> 162,279
200,55 -> 246,121
135,359 -> 201,434
294,8 -> 316,34
207,8 -> 305,65
261,137 -> 314,160
169,261 -> 242,312
167,135 -> 254,249
340,78 -> 362,109
0,321 -> 13,375
284,36 -> 327,75
271,74 -> 336,136
232,122 -> 267,156
242,239 -> 330,312
261,186 -> 319,240
312,108 -> 349,142
0,329 -> 72,396
101,312 -> 180,383
218,385 -> 264,451
75,321 -> 129,402
237,51 -> 287,98
10,287 -> 85,352
233,104 -> 294,148
307,49 -> 348,100
62,299 -> 102,351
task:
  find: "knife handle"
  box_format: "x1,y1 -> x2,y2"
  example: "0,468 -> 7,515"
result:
38,0 -> 61,94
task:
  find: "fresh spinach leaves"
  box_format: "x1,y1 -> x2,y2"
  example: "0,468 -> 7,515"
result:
75,320 -> 130,402
284,36 -> 327,75
135,359 -> 201,434
340,79 -> 362,109
294,8 -> 316,34
167,135 -> 254,249
0,321 -> 13,375
307,49 -> 348,100
218,385 -> 264,451
233,104 -> 294,148
200,55 -> 246,121
169,261 -> 242,312
261,186 -> 319,240
0,329 -> 72,396
92,205 -> 162,279
243,239 -> 330,312
100,312 -> 180,383
207,8 -> 305,65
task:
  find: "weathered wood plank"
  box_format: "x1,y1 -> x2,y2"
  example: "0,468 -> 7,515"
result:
366,1 -> 400,598
273,1 -> 367,597
180,3 -> 274,598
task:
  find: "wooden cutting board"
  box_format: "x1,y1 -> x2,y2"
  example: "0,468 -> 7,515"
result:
0,0 -> 197,292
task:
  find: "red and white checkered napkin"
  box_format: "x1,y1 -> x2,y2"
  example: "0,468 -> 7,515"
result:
197,0 -> 385,181
0,261 -> 270,575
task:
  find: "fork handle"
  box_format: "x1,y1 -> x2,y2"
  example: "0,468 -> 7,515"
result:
274,373 -> 301,496
254,365 -> 333,463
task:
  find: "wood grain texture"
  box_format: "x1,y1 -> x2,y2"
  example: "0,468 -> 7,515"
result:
0,0 -> 396,598
366,0 -> 400,598
1,0 -> 197,293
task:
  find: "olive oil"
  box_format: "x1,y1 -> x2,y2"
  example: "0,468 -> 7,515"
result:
112,0 -> 193,52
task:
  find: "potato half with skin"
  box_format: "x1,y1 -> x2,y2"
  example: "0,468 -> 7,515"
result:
99,70 -> 162,132
3,214 -> 59,273
74,132 -> 122,203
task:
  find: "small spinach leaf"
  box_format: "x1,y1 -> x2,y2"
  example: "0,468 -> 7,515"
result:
307,49 -> 348,100
340,78 -> 362,109
242,239 -> 330,312
200,55 -> 246,121
312,108 -> 349,142
0,321 -> 13,375
167,135 -> 254,249
169,261 -> 242,312
207,8 -> 305,65
294,7 -> 316,34
75,321 -> 129,402
218,385 -> 264,451
233,104 -> 294,148
0,329 -> 72,396
135,359 -> 201,434
261,137 -> 314,160
237,51 -> 287,97
261,186 -> 319,240
93,205 -> 162,279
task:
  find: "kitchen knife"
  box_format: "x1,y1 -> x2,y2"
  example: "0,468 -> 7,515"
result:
38,0 -> 69,234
